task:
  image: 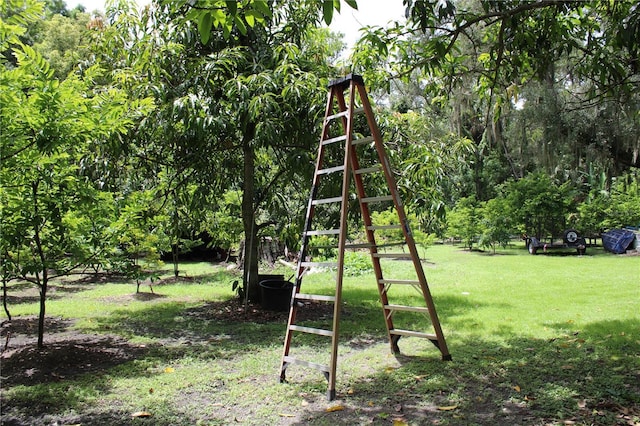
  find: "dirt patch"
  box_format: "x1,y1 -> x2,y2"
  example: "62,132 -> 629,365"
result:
186,298 -> 335,324
1,317 -> 146,388
0,298 -> 333,388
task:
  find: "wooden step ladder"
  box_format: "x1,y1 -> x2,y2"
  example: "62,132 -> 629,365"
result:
279,74 -> 451,401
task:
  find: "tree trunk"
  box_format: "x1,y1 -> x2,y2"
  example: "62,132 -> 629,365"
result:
32,180 -> 47,349
241,123 -> 260,303
172,244 -> 179,278
37,274 -> 47,348
2,275 -> 11,321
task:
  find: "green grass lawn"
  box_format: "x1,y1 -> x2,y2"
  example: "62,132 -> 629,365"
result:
1,244 -> 638,425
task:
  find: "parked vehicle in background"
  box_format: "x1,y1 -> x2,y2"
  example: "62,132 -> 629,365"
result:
525,229 -> 588,255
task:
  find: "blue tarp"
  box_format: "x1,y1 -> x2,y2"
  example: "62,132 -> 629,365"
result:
602,229 -> 636,254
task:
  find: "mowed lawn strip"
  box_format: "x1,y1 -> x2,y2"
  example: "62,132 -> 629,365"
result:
1,244 -> 638,425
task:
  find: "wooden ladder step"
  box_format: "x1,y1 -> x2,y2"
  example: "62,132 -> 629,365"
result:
326,110 -> 349,120
384,304 -> 430,314
367,224 -> 403,231
318,165 -> 345,175
390,329 -> 437,340
282,356 -> 330,373
326,106 -> 364,121
378,279 -> 420,285
354,165 -> 382,175
344,242 -> 375,249
352,135 -> 374,146
289,325 -> 334,337
296,293 -> 336,302
322,135 -> 347,145
372,253 -> 412,259
300,261 -> 338,268
311,197 -> 342,205
305,229 -> 340,236
360,195 -> 393,203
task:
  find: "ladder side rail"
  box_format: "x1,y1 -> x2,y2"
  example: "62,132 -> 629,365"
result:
346,82 -> 395,348
295,89 -> 336,287
355,84 -> 451,360
281,90 -> 337,381
324,85 -> 354,401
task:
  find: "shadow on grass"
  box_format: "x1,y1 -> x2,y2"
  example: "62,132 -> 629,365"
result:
292,317 -> 640,425
2,307 -> 638,425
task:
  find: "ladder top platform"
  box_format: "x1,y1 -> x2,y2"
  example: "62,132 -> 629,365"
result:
328,73 -> 365,89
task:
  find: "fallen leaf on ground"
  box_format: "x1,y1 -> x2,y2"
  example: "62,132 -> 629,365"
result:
326,405 -> 344,412
131,411 -> 152,418
164,367 -> 174,373
513,385 -> 521,392
393,419 -> 409,426
437,405 -> 458,411
278,413 -> 295,417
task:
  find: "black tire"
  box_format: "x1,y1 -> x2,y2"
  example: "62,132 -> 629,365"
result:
564,229 -> 579,244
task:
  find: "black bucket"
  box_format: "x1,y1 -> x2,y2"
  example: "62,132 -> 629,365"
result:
259,280 -> 294,311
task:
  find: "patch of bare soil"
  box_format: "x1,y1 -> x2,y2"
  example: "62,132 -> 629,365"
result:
0,299 -> 332,388
1,317 -> 146,388
186,298 -> 335,324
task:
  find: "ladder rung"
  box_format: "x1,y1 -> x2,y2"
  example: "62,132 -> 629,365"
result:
344,242 -> 374,249
390,329 -> 437,340
296,293 -> 336,302
301,261 -> 338,268
311,197 -> 342,205
322,135 -> 347,145
305,229 -> 340,236
384,304 -> 430,314
317,165 -> 345,175
283,356 -> 330,373
322,241 -> 406,250
352,135 -> 373,146
367,225 -> 402,231
378,279 -> 420,285
289,325 -> 334,337
326,110 -> 348,120
361,195 -> 393,203
354,165 -> 382,175
326,107 -> 365,121
372,253 -> 412,259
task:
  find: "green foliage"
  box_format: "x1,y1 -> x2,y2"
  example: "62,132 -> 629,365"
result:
172,0 -> 358,43
203,190 -> 244,254
108,190 -> 170,281
31,12 -> 92,79
370,208 -> 433,248
577,171 -> 640,233
478,197 -> 513,253
445,196 -> 481,250
382,109 -> 474,234
0,1 -> 153,345
500,172 -> 574,239
343,251 -> 373,276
